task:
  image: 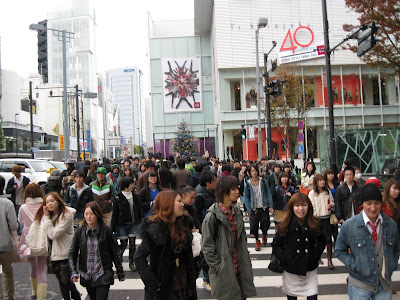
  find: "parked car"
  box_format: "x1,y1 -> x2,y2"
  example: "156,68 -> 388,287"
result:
49,161 -> 67,172
381,157 -> 400,175
0,159 -> 56,193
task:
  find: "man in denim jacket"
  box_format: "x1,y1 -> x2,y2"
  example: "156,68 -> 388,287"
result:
335,183 -> 400,299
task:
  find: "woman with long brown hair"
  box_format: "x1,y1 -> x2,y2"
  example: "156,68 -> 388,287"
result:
134,190 -> 197,300
308,174 -> 335,269
382,179 -> 400,222
272,193 -> 326,300
69,202 -> 125,300
36,192 -> 81,299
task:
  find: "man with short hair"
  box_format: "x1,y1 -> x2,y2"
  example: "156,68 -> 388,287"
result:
174,158 -> 192,192
90,167 -> 116,226
0,175 -> 18,300
202,175 -> 256,299
335,166 -> 362,224
65,170 -> 94,227
335,183 -> 400,299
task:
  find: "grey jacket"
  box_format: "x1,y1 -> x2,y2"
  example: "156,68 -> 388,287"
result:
201,203 -> 257,300
0,197 -> 18,252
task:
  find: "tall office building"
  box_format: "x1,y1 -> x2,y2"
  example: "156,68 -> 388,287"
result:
44,0 -> 104,157
106,67 -> 145,147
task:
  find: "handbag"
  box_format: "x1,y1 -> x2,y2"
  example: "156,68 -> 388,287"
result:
330,214 -> 339,225
268,253 -> 284,273
192,231 -> 201,258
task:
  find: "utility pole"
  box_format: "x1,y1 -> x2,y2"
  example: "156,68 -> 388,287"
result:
29,81 -> 34,158
321,0 -> 337,169
76,85 -> 80,160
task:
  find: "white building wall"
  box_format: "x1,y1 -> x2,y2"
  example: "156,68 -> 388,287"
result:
213,0 -> 362,69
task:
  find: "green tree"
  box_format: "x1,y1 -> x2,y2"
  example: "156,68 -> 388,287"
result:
267,64 -> 314,158
172,120 -> 197,157
343,0 -> 400,70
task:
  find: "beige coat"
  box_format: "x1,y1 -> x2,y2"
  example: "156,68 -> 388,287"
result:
309,189 -> 334,217
301,173 -> 315,189
41,207 -> 76,261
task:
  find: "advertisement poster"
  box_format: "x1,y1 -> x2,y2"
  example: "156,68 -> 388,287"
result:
162,57 -> 202,113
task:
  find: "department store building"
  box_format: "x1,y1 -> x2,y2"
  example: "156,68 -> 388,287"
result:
149,0 -> 399,173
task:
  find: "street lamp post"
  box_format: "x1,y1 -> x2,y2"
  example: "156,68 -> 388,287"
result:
30,23 -> 75,161
15,113 -> 19,157
255,18 -> 268,161
263,41 -> 277,158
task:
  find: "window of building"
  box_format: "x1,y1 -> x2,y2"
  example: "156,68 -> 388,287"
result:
231,81 -> 241,110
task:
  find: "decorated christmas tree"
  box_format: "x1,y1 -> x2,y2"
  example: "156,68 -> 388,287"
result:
0,115 -> 5,149
172,120 -> 197,157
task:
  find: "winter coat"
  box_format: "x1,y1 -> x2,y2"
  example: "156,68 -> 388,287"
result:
64,183 -> 94,219
159,169 -> 176,190
309,190 -> 334,218
138,185 -> 163,216
0,197 -> 18,252
18,197 -> 43,246
43,175 -> 62,195
301,173 -> 314,189
194,184 -> 216,224
106,172 -> 120,192
6,176 -> 30,206
41,207 -> 76,261
184,204 -> 201,230
271,218 -> 326,276
190,172 -> 201,189
335,182 -> 362,221
272,185 -> 295,211
90,179 -> 116,214
111,191 -> 143,233
69,225 -> 124,286
134,217 -> 197,300
243,177 -> 273,212
201,203 -> 257,300
267,172 -> 280,191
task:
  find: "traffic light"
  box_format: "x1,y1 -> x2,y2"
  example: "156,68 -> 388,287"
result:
37,20 -> 48,83
241,128 -> 246,140
269,80 -> 282,97
357,22 -> 381,57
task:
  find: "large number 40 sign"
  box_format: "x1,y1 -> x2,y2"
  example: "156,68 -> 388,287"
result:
280,26 -> 315,53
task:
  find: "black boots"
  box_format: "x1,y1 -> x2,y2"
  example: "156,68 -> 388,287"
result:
129,246 -> 137,271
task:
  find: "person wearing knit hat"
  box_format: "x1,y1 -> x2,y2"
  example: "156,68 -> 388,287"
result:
365,177 -> 381,189
106,164 -> 121,192
335,182 -> 400,299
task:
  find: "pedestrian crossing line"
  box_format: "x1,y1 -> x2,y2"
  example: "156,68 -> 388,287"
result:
105,270 -> 400,290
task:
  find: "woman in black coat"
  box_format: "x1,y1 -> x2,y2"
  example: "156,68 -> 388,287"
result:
112,176 -> 143,271
158,160 -> 176,190
134,190 -> 197,300
69,201 -> 125,300
271,193 -> 326,300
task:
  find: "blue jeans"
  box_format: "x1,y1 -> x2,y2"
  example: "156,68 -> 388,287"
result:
203,270 -> 209,283
348,282 -> 391,300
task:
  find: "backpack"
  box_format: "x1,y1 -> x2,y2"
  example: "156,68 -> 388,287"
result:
21,206 -> 49,257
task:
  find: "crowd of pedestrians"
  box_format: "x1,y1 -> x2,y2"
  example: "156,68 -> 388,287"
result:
0,154 -> 400,300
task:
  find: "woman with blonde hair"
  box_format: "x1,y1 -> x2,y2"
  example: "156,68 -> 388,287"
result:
18,183 -> 47,300
36,192 -> 81,299
272,193 -> 326,300
134,190 -> 197,300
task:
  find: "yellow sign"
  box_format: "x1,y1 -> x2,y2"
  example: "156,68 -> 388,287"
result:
60,135 -> 65,150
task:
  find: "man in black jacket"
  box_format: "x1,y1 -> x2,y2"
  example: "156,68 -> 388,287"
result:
335,166 -> 362,224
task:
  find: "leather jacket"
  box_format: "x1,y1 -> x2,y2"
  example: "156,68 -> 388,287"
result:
69,225 -> 124,284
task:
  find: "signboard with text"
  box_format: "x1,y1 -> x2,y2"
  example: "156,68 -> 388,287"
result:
59,135 -> 64,150
278,26 -> 324,64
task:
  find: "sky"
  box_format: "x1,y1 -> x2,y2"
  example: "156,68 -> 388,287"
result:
0,0 -> 194,90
